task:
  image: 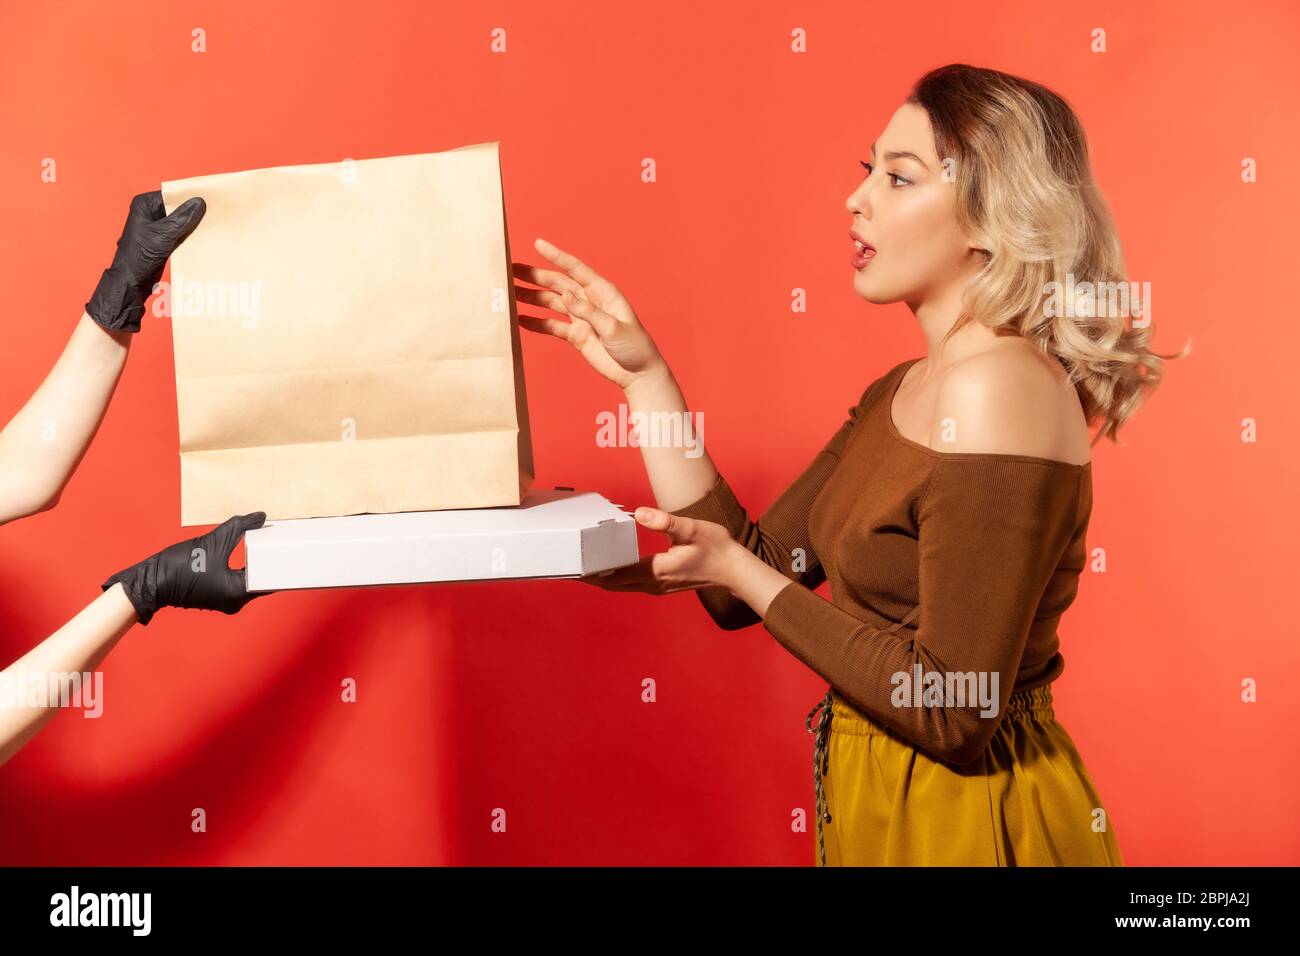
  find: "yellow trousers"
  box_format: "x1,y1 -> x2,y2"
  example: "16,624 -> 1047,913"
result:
810,684 -> 1124,866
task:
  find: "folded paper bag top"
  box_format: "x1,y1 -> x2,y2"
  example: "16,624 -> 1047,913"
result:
160,142 -> 533,526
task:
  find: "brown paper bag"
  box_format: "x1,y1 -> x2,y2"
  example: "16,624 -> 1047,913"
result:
160,142 -> 533,526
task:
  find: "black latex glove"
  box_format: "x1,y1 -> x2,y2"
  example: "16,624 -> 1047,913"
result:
102,513 -> 267,626
85,190 -> 207,333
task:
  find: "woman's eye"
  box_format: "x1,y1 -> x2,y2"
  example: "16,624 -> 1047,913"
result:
858,161 -> 909,187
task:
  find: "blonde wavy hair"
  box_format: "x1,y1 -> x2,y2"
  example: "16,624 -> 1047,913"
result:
908,63 -> 1189,446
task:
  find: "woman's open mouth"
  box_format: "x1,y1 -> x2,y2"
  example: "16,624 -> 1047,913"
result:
850,231 -> 877,270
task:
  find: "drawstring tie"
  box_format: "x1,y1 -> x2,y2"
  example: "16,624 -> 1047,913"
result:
806,690 -> 835,867
806,603 -> 921,867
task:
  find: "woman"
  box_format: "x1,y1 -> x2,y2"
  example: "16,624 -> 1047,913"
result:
0,192 -> 266,769
513,64 -> 1185,865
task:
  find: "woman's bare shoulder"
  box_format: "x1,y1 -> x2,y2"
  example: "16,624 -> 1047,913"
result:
929,347 -> 1091,464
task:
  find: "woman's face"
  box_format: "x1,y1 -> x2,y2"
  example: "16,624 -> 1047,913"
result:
845,102 -> 982,306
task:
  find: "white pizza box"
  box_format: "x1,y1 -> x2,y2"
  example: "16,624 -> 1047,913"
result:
244,488 -> 638,592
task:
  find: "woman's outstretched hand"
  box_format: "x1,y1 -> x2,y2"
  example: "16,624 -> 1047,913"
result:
513,238 -> 669,394
580,507 -> 740,595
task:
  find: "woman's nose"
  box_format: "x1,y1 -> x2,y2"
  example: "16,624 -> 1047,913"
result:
845,185 -> 871,219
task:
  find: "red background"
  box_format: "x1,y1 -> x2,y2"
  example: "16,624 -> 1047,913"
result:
1,0 -> 1296,865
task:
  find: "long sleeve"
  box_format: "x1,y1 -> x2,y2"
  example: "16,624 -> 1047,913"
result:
666,375 -> 889,630
760,457 -> 1085,765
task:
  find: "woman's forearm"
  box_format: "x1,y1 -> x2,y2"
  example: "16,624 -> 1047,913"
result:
0,312 -> 131,524
722,545 -> 793,619
622,364 -> 721,512
0,583 -> 137,768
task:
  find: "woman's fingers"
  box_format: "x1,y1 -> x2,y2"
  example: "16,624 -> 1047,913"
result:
511,260 -> 583,297
579,559 -> 661,592
515,280 -> 617,344
513,279 -> 592,344
515,248 -> 631,329
519,310 -> 603,356
634,506 -> 683,538
518,312 -> 573,340
533,237 -> 603,285
578,575 -> 650,593
514,284 -> 568,314
578,549 -> 702,594
561,289 -> 619,340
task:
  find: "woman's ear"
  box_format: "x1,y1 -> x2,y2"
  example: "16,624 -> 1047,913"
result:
966,235 -> 992,262
957,220 -> 988,258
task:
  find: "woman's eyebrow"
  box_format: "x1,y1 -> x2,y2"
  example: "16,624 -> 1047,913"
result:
870,142 -> 931,171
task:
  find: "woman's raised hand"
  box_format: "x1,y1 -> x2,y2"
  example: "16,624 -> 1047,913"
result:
513,238 -> 668,393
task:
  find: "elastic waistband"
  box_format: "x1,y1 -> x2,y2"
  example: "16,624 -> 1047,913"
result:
829,682 -> 1055,735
